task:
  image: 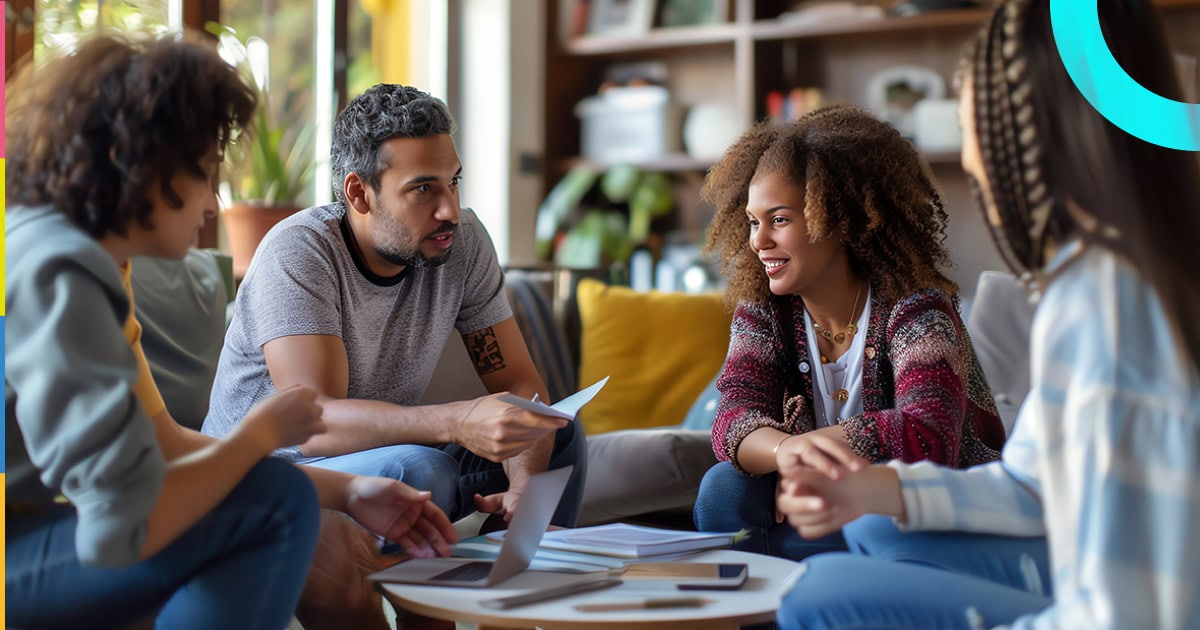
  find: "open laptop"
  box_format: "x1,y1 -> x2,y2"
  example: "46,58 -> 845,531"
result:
369,465 -> 573,588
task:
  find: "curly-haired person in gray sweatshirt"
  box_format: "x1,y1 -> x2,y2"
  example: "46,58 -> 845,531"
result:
4,33 -> 456,630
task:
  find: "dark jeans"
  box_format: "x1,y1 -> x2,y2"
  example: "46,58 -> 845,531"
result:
304,418 -> 588,527
6,457 -> 321,629
693,461 -> 848,560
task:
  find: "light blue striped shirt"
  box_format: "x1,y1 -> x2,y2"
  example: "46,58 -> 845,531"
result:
889,241 -> 1200,629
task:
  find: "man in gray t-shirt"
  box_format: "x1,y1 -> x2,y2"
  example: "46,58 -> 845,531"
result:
203,84 -> 586,528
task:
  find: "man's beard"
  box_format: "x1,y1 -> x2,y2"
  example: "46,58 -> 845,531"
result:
375,219 -> 457,269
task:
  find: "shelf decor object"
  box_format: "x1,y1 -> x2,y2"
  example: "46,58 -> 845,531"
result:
864,64 -> 946,140
659,0 -> 728,28
587,0 -> 657,37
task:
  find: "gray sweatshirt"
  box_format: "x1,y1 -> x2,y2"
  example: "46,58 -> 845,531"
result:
5,205 -> 166,568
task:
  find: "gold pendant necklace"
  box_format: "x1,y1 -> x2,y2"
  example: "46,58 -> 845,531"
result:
812,281 -> 862,345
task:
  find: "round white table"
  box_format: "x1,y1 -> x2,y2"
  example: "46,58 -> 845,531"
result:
377,549 -> 805,630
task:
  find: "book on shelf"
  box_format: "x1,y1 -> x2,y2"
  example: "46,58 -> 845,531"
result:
486,522 -> 745,559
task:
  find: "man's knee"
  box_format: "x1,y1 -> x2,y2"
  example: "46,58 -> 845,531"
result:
551,418 -> 587,467
387,448 -> 460,516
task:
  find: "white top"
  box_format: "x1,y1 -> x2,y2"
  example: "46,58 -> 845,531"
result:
803,288 -> 871,428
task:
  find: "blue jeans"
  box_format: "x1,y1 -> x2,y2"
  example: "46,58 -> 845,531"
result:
693,462 -> 847,560
303,418 -> 587,526
777,515 -> 1052,629
6,457 -> 321,630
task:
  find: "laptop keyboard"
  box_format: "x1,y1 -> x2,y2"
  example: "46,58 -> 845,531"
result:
431,562 -> 493,582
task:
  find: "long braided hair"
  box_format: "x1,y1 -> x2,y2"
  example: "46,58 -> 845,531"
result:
964,0 -> 1200,372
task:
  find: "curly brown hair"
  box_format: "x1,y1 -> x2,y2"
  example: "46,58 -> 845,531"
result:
6,32 -> 257,238
702,104 -> 956,309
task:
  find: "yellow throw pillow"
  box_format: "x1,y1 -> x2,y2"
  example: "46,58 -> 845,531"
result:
576,279 -> 732,435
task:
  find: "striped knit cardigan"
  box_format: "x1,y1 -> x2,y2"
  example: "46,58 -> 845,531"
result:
712,286 -> 1006,472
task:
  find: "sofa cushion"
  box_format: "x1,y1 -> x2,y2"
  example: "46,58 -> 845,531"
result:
967,270 -> 1036,434
131,250 -> 228,430
506,271 -> 576,403
680,372 -> 721,431
579,429 -> 718,525
575,279 -> 732,434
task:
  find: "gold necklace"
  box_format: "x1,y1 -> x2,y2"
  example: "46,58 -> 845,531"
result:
812,281 -> 862,346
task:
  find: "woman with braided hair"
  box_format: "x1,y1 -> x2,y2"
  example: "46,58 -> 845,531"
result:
774,0 -> 1200,627
693,103 -> 1005,561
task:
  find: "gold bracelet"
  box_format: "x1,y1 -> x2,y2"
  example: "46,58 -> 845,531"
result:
772,433 -> 794,456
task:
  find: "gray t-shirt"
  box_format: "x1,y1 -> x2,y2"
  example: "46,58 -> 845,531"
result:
202,204 -> 512,458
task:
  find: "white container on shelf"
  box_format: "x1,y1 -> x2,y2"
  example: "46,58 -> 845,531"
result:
575,86 -> 681,164
913,98 -> 962,152
683,102 -> 742,160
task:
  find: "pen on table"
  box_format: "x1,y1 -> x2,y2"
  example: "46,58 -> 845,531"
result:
574,597 -> 715,612
479,577 -> 622,610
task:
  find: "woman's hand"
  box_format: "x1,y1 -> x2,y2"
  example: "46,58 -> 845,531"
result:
776,465 -> 905,539
776,425 -> 868,481
236,385 -> 325,454
344,476 -> 459,558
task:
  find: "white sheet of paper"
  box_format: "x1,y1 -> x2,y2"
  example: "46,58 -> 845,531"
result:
497,376 -> 609,421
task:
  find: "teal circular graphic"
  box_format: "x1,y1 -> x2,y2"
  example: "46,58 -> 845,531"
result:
1050,0 -> 1200,151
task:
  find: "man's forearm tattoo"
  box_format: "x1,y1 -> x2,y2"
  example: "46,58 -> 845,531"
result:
465,326 -> 506,374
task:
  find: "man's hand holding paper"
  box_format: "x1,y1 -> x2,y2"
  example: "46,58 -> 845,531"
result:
467,378 -> 610,523
455,394 -> 569,463
457,377 -> 609,463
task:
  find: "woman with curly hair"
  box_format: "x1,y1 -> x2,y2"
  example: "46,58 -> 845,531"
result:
693,104 -> 1006,559
773,0 -> 1200,627
5,33 -> 455,629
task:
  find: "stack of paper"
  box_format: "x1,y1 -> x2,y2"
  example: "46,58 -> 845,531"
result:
451,540 -> 622,573
486,523 -> 743,560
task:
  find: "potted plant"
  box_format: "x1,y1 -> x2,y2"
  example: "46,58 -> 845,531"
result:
536,163 -> 674,270
208,23 -> 316,278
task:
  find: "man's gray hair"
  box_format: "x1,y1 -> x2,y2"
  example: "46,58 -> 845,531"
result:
329,84 -> 456,204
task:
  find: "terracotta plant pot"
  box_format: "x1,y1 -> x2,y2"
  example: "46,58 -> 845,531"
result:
223,202 -> 301,278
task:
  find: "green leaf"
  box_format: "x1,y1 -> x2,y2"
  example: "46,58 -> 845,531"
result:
536,165 -> 598,260
600,163 -> 640,203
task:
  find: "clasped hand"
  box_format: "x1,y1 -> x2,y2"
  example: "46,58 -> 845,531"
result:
774,427 -> 873,538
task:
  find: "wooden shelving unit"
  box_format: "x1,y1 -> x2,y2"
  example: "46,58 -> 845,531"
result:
751,7 -> 990,42
541,0 -> 1200,255
542,0 -> 1000,185
562,23 -> 740,56
545,0 -> 1200,178
557,153 -> 716,174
